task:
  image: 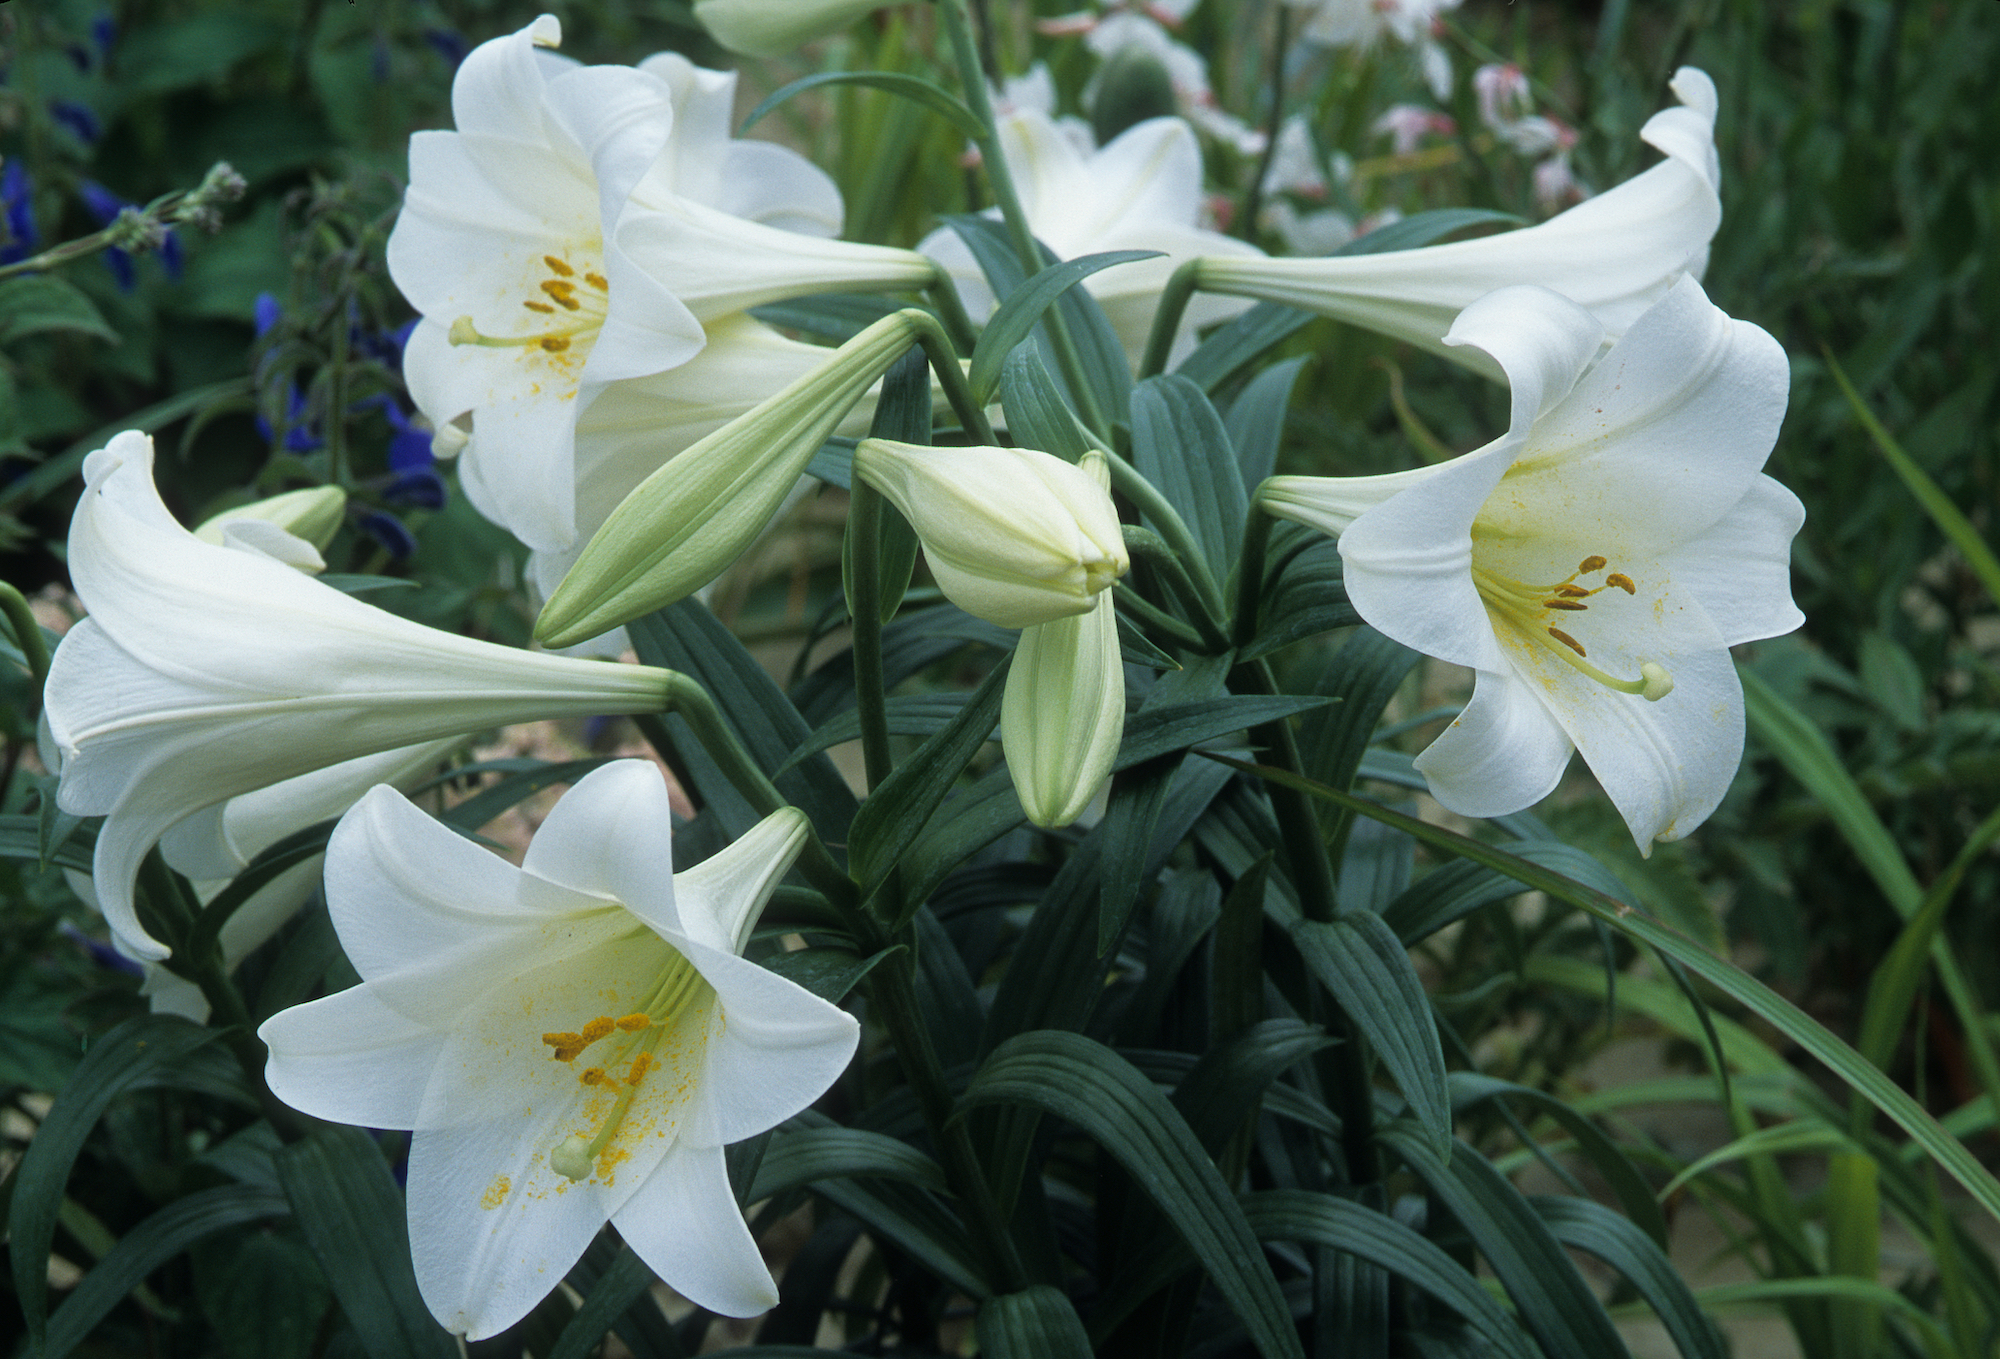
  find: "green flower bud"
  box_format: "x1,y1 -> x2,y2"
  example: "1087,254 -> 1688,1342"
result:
193,485 -> 347,553
694,0 -> 885,59
850,441 -> 1128,629
1001,454 -> 1126,827
536,309 -> 932,649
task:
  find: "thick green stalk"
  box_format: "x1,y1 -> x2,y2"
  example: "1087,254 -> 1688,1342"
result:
1231,503 -> 1275,649
1235,2 -> 1293,243
1101,454 -> 1228,618
0,582 -> 50,686
1123,526 -> 1230,653
846,480 -> 895,791
1137,260 -> 1203,381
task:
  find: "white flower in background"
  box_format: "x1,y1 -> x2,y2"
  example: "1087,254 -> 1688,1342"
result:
852,439 -> 1129,629
261,761 -> 857,1337
1260,277 -> 1801,849
1198,68 -> 1723,382
42,432 -> 678,963
391,16 -> 931,556
1083,12 -> 1266,154
694,0 -> 884,58
920,110 -> 1264,368
1472,62 -> 1532,132
1264,200 -> 1356,255
1286,0 -> 1460,98
1372,104 -> 1455,156
1260,118 -> 1357,254
1470,62 -> 1586,209
1001,452 -> 1126,827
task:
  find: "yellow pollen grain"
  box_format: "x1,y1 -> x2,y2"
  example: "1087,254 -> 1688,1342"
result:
523,300 -> 556,314
542,1031 -> 587,1061
543,254 -> 575,277
538,336 -> 570,352
580,1017 -> 615,1043
480,1175 -> 511,1210
616,1014 -> 651,1031
1547,627 -> 1587,657
1605,573 -> 1637,595
625,1052 -> 653,1087
1578,555 -> 1608,573
584,271 -> 609,291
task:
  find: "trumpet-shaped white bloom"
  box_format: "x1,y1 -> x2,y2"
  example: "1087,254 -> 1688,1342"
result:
1001,454 -> 1126,826
43,432 -> 678,963
391,17 -> 932,554
919,110 -> 1263,369
1259,277 -> 1802,849
261,761 -> 857,1338
1200,68 -> 1723,382
852,439 -> 1130,629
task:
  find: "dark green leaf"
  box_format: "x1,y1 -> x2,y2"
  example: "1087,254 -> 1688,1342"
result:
276,1126 -> 457,1359
752,1125 -> 947,1199
1290,911 -> 1452,1157
999,348 -> 1092,462
847,657 -> 1008,896
1225,355 -> 1310,492
0,275 -> 119,345
1097,759 -> 1184,958
1174,302 -> 1317,393
971,251 -> 1161,404
200,1231 -> 330,1359
1130,374 -> 1249,580
780,694 -> 968,771
1242,538 -> 1357,661
1297,626 -> 1419,858
751,293 -> 906,343
548,1247 -> 659,1359
1171,1019 -> 1334,1154
740,71 -> 984,141
1118,694 -> 1331,771
10,1015 -> 221,1348
897,766 -> 1028,908
1328,208 -> 1523,256
853,347 -> 929,622
961,1031 -> 1304,1359
758,944 -> 899,1003
45,1185 -> 291,1359
809,1176 -> 990,1298
1380,1125 -> 1629,1359
1531,1196 -> 1726,1359
0,811 -> 94,873
976,1285 -> 1093,1359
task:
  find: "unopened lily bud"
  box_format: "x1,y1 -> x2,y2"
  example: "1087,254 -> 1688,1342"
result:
1001,452 -> 1126,827
694,0 -> 884,59
536,309 -> 931,649
194,485 -> 347,552
852,442 -> 1128,629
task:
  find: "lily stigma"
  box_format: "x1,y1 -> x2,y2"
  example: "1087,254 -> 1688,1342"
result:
1471,551 -> 1674,701
449,253 -> 608,361
544,948 -> 713,1183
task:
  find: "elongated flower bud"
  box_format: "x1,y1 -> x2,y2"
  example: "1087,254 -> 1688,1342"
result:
1001,453 -> 1126,826
536,310 -> 932,648
194,485 -> 347,552
694,0 -> 883,58
851,441 -> 1128,629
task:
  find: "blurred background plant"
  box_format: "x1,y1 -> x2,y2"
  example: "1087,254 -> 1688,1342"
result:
1,0 -> 1995,1356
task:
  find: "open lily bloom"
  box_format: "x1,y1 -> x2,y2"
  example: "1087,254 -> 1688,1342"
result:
43,432 -> 677,963
1259,277 -> 1801,849
918,109 -> 1263,368
1200,68 -> 1722,382
261,762 -> 857,1337
392,16 -> 931,554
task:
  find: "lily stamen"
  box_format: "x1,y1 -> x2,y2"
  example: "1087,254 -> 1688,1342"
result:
1472,558 -> 1674,702
446,258 -> 609,354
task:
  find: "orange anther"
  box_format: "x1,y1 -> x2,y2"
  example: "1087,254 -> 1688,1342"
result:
1543,598 -> 1587,611
1605,573 -> 1636,595
543,255 -> 576,277
580,1017 -> 615,1043
1578,555 -> 1608,573
523,300 -> 556,314
580,1068 -> 606,1086
1547,627 -> 1587,657
616,1014 -> 652,1032
538,336 -> 570,352
583,272 -> 609,291
625,1052 -> 653,1087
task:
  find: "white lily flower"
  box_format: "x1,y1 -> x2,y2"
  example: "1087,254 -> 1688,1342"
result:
1259,277 -> 1802,849
1001,453 -> 1127,826
918,109 -> 1263,369
852,439 -> 1130,629
261,761 -> 857,1337
43,432 -> 680,963
391,16 -> 931,554
1198,68 -> 1723,382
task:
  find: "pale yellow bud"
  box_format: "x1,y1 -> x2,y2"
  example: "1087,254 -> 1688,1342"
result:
851,442 -> 1128,629
694,0 -> 884,59
193,485 -> 347,552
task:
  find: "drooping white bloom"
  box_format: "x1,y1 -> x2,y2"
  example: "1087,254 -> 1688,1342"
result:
1001,453 -> 1126,826
919,109 -> 1264,368
1199,68 -> 1723,382
852,439 -> 1130,629
43,432 -> 679,963
391,17 -> 932,555
261,761 -> 857,1338
1259,277 -> 1801,849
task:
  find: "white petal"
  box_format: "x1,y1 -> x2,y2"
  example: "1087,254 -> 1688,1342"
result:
519,760 -> 680,930
667,807 -> 809,954
611,1142 -> 778,1317
715,142 -> 844,237
259,984 -> 443,1130
1413,668 -> 1574,817
1442,284 -> 1604,435
1659,476 -> 1805,646
449,16 -> 564,147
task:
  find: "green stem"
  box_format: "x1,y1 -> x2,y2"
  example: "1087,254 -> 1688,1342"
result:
909,317 -> 996,445
926,264 -> 982,358
936,0 -> 1111,441
1123,526 -> 1230,653
1114,587 -> 1206,651
1235,2 -> 1292,244
846,481 -> 895,791
0,583 -> 50,687
1232,503 -> 1274,649
1138,260 -> 1203,382
1102,454 -> 1228,617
